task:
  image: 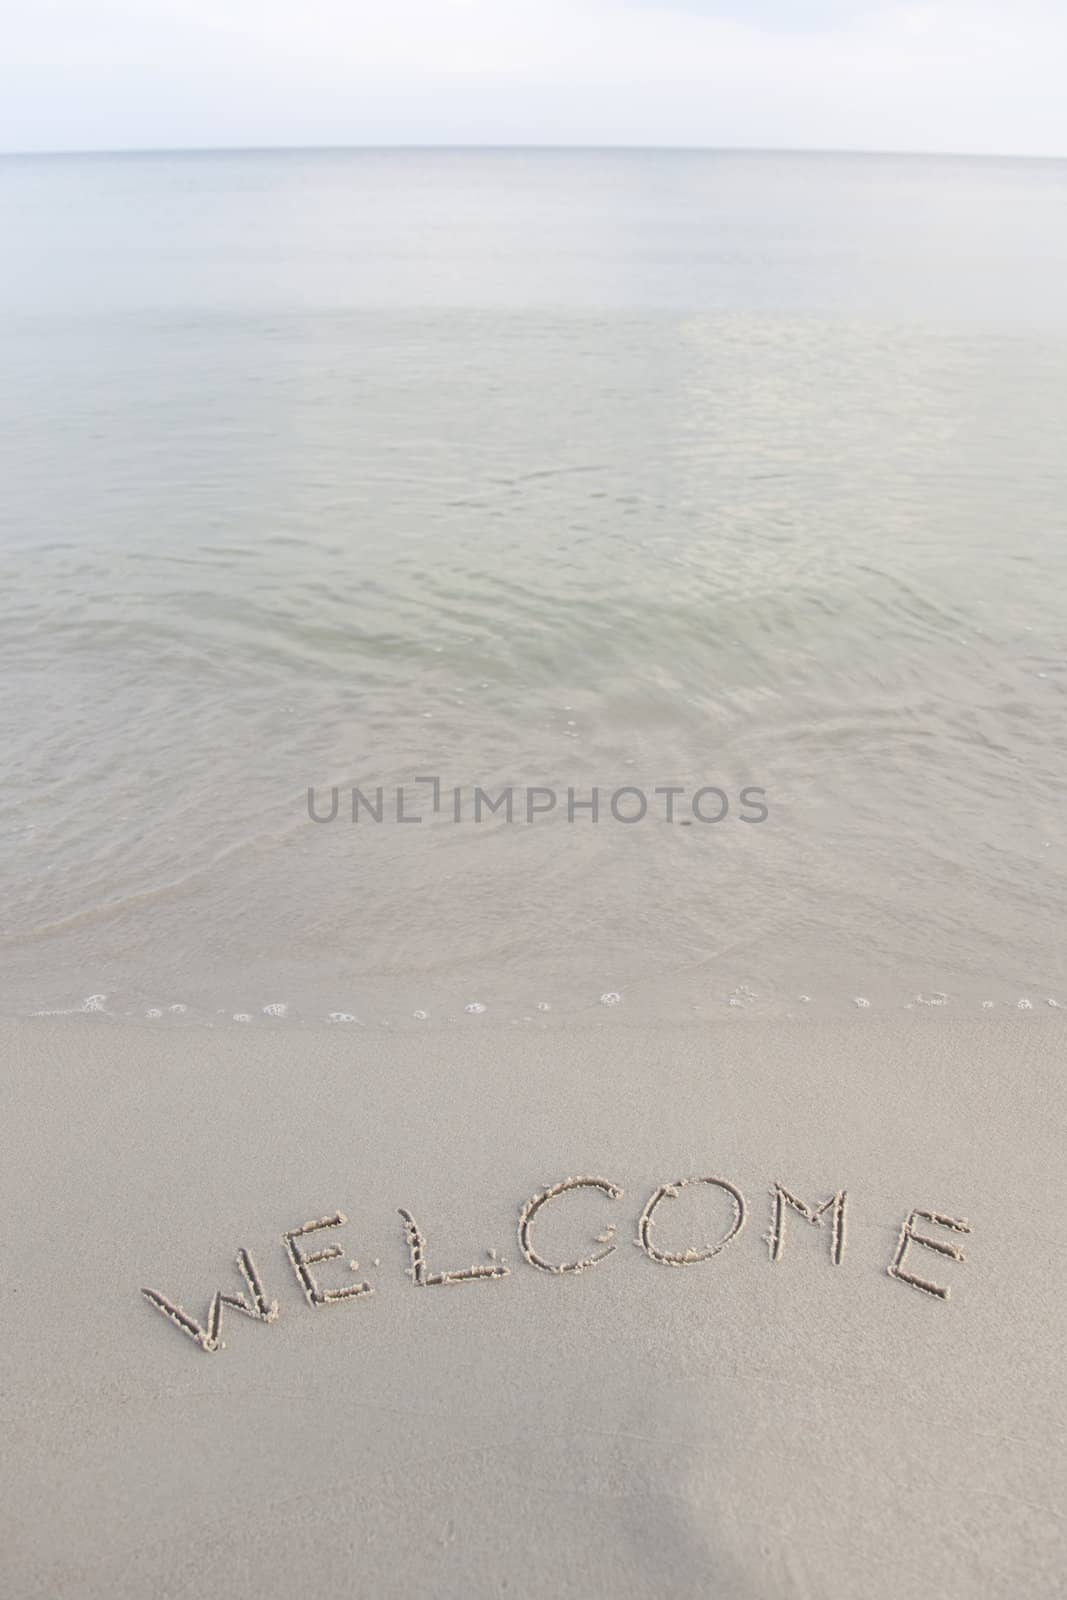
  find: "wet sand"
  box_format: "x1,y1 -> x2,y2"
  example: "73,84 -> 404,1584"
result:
1,1012 -> 1063,1598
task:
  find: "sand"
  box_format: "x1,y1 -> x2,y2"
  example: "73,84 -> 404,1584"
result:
1,1012 -> 1063,1598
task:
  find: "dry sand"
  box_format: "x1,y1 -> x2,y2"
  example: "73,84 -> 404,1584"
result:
1,1012 -> 1063,1598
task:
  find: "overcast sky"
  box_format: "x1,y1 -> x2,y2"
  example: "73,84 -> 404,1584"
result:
2,0 -> 1065,157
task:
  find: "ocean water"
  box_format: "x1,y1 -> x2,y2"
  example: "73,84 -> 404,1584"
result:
1,148 -> 1065,1028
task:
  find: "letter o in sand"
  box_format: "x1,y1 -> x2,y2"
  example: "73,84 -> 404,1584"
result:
638,1176 -> 747,1266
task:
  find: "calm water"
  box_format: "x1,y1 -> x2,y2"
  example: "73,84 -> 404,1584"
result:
2,149 -> 1065,1027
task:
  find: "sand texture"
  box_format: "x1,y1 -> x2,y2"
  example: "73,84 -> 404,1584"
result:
1,1014 -> 1063,1598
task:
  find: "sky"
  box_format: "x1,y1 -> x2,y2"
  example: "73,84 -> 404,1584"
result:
2,0 -> 1065,157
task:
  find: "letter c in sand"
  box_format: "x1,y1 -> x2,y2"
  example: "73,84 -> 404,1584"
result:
518,1176 -> 623,1273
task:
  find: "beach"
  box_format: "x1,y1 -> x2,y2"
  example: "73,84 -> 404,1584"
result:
2,1008 -> 1062,1597
2,145 -> 1066,1598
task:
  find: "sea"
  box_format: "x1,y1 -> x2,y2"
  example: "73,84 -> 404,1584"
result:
2,148 -> 1065,1029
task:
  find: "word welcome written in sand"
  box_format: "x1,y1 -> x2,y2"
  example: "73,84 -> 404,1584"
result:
143,1176 -> 972,1353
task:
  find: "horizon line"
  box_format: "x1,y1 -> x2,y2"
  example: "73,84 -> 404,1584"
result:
2,140 -> 1065,163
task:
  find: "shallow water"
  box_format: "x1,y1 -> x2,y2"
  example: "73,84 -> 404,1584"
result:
2,149 -> 1065,1025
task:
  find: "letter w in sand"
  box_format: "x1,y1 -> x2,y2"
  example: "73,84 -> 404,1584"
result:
142,1249 -> 278,1352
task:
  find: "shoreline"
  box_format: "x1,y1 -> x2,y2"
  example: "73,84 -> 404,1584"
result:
8,969 -> 1067,1034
